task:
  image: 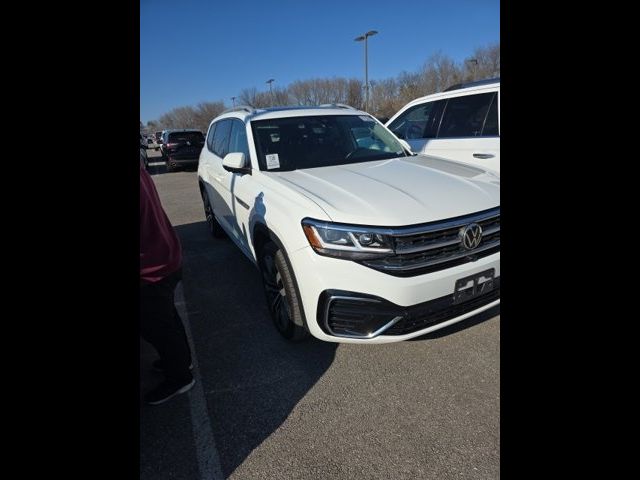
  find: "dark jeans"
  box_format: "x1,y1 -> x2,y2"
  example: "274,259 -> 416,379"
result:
140,268 -> 192,384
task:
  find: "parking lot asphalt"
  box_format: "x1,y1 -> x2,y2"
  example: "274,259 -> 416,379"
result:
140,156 -> 500,480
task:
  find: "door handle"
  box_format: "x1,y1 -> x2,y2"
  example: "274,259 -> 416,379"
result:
473,153 -> 495,159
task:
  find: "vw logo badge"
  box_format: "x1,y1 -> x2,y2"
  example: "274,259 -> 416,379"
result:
460,223 -> 483,250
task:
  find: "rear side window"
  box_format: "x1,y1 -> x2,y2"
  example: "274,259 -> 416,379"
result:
167,131 -> 204,144
437,93 -> 495,138
206,123 -> 217,151
228,120 -> 250,159
387,100 -> 445,140
212,120 -> 232,157
481,93 -> 499,136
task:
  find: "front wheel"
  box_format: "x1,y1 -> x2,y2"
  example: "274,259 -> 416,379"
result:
260,243 -> 309,341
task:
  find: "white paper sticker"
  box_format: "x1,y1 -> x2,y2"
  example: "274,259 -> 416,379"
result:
266,153 -> 280,169
359,115 -> 374,122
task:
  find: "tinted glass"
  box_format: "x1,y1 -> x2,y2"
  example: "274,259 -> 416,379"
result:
481,93 -> 499,136
251,114 -> 407,172
206,123 -> 217,151
228,120 -> 250,159
167,131 -> 204,144
437,93 -> 494,138
387,100 -> 445,140
212,120 -> 232,157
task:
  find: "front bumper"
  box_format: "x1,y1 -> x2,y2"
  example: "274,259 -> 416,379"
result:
288,246 -> 500,343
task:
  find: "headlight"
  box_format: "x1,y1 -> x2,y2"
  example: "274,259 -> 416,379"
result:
301,219 -> 393,259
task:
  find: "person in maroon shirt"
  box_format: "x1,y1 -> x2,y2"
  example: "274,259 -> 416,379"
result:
140,158 -> 194,405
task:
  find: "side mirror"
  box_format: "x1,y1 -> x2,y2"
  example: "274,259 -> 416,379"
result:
222,152 -> 250,174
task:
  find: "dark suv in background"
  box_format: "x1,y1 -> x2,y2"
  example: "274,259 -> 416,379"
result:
160,129 -> 205,172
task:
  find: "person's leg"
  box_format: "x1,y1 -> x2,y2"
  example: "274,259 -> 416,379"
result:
140,269 -> 192,385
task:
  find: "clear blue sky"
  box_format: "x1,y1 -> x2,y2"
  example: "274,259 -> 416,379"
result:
140,0 -> 499,123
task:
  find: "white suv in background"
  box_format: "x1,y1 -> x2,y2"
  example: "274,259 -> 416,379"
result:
386,78 -> 500,173
197,105 -> 500,343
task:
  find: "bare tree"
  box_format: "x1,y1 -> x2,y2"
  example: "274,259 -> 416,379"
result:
346,78 -> 364,109
469,43 -> 500,79
239,87 -> 272,108
193,101 -> 226,132
370,78 -> 401,118
271,86 -> 291,106
147,41 -> 499,130
286,77 -> 363,107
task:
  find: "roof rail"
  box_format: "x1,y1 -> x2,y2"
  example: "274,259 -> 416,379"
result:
318,103 -> 357,110
222,105 -> 257,115
443,77 -> 500,92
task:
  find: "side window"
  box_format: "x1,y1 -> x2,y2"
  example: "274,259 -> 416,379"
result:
206,122 -> 217,152
437,92 -> 495,138
387,100 -> 445,140
481,93 -> 499,137
212,120 -> 232,158
228,120 -> 250,159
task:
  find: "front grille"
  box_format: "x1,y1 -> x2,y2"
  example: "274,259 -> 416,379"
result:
361,207 -> 500,276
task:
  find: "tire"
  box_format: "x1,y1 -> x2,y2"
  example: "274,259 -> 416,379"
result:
201,188 -> 225,238
260,242 -> 309,341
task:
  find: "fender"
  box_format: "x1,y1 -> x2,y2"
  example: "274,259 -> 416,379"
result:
252,221 -> 309,330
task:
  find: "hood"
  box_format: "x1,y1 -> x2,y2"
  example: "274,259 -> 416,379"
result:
269,155 -> 500,226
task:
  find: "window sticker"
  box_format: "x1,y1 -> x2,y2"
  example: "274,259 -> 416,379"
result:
359,115 -> 374,122
266,153 -> 280,169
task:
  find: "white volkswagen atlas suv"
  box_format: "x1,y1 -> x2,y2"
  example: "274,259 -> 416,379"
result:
197,105 -> 500,343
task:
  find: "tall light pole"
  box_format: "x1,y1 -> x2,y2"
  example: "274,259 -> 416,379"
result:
231,96 -> 236,107
354,30 -> 378,112
266,78 -> 275,105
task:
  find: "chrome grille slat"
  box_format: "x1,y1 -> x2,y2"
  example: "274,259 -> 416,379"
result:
361,207 -> 500,276
395,236 -> 462,254
390,209 -> 500,237
367,240 -> 500,272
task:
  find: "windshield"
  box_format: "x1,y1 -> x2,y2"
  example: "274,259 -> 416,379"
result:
251,114 -> 407,171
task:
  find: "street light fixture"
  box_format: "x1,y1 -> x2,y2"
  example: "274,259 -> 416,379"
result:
266,78 -> 275,105
354,30 -> 378,112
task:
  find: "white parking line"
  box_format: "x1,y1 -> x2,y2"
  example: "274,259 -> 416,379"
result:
175,283 -> 224,480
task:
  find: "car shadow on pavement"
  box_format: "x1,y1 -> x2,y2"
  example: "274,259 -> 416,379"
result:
173,221 -> 338,478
